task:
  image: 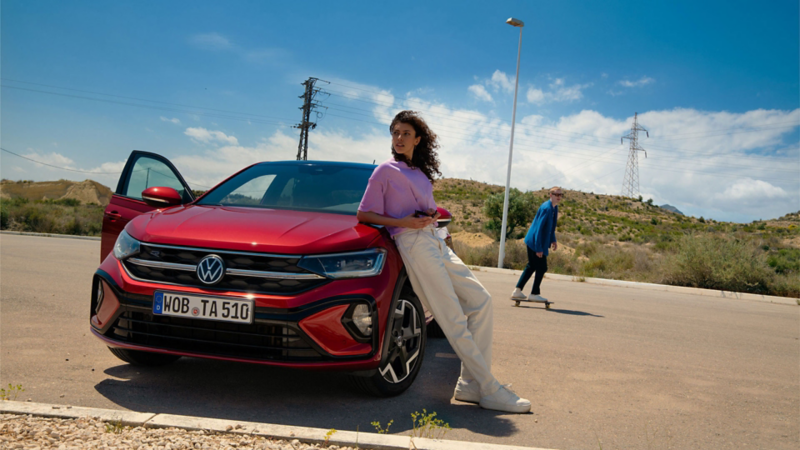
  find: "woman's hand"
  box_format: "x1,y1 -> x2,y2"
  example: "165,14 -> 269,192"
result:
426,208 -> 441,226
400,213 -> 434,229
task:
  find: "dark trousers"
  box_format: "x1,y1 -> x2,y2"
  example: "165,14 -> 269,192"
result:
516,246 -> 547,295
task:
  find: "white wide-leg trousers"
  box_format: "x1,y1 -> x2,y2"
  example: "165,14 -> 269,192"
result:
394,227 -> 501,396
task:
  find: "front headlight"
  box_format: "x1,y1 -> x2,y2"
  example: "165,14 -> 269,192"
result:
113,230 -> 141,260
298,248 -> 386,279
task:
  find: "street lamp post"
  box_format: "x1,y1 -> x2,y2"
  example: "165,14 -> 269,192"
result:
498,17 -> 524,268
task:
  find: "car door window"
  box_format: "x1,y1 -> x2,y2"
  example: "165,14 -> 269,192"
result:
124,157 -> 187,200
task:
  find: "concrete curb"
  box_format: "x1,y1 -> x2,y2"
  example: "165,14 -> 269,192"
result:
0,230 -> 101,241
469,266 -> 799,306
4,230 -> 795,305
0,401 -> 552,450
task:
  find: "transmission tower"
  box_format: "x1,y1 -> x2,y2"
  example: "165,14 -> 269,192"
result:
621,112 -> 649,198
294,77 -> 329,160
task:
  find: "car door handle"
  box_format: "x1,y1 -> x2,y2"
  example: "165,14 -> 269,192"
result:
105,211 -> 122,221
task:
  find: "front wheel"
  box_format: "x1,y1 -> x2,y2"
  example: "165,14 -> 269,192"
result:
108,347 -> 181,366
351,292 -> 426,397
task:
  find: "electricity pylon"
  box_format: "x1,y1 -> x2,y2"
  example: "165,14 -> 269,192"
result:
294,77 -> 329,160
621,112 -> 649,198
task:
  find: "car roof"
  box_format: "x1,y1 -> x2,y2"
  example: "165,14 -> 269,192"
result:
254,160 -> 377,170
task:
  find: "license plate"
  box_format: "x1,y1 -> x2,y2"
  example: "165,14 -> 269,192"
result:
153,291 -> 254,324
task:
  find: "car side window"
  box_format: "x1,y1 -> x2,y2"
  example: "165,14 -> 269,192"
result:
124,157 -> 186,200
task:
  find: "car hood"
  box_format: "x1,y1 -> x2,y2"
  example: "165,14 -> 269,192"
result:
126,205 -> 383,254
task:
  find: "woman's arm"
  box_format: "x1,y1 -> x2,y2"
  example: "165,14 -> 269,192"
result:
357,210 -> 436,229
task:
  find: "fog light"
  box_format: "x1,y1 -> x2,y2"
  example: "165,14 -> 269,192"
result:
352,304 -> 372,335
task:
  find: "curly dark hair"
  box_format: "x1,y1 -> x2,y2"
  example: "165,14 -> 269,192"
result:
390,110 -> 442,183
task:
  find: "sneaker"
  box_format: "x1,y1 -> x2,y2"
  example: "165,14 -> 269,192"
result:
479,385 -> 531,413
453,378 -> 480,404
511,288 -> 527,300
528,294 -> 547,302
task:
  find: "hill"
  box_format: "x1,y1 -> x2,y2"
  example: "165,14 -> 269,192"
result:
434,177 -> 798,245
434,178 -> 799,298
0,179 -> 113,205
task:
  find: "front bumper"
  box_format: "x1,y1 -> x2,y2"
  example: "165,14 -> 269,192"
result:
91,251 -> 398,371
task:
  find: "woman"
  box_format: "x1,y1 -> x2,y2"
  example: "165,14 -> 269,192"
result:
357,110 -> 530,413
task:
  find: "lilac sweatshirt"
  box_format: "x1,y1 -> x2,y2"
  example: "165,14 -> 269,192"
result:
358,159 -> 437,237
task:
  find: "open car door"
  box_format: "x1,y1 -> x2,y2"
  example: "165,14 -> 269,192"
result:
100,150 -> 194,261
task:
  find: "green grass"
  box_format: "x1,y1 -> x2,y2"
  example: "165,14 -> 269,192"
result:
454,232 -> 799,298
1,197 -> 104,236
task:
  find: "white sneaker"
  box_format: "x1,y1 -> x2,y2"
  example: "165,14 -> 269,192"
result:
479,385 -> 531,413
511,288 -> 527,300
453,378 -> 480,404
528,294 -> 547,302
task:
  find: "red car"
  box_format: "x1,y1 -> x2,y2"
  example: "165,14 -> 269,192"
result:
91,151 -> 451,396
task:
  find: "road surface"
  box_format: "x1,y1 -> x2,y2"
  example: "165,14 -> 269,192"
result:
1,233 -> 797,449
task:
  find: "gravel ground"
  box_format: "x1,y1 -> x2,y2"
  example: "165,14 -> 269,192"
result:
0,414 -> 355,450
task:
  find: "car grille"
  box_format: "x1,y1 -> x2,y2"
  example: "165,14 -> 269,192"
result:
122,243 -> 327,295
109,307 -> 325,361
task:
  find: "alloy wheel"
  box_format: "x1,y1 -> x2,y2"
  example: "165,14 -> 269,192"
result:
379,298 -> 422,383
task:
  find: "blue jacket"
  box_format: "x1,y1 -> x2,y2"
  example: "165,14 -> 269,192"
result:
523,199 -> 558,256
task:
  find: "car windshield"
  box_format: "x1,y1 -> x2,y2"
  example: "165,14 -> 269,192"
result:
196,163 -> 375,215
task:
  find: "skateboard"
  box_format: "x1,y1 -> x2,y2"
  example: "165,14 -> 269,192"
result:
511,297 -> 554,309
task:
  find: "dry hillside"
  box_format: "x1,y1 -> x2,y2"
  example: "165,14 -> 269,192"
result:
0,179 -> 113,205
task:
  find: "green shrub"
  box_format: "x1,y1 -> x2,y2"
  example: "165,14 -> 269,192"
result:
661,235 -> 773,294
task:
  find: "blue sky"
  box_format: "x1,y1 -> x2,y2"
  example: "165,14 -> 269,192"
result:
2,0 -> 798,222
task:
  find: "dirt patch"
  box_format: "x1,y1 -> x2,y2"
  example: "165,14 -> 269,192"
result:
451,231 -> 495,247
61,180 -> 113,205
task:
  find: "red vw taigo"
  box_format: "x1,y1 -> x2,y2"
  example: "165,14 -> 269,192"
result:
91,151 -> 451,396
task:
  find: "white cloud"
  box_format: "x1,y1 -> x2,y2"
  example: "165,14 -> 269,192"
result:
716,178 -> 788,201
189,32 -> 285,64
488,70 -> 515,93
468,84 -> 493,102
23,151 -> 75,167
160,116 -> 181,124
619,76 -> 655,88
525,79 -> 592,104
189,32 -> 232,50
526,88 -> 545,104
184,127 -> 239,145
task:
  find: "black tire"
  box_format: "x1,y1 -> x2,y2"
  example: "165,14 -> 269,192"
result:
108,347 -> 181,366
426,319 -> 446,339
351,290 -> 426,397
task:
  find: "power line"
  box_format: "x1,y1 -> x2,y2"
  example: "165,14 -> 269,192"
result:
1,85 -> 292,126
0,147 -> 120,174
2,78 -> 293,122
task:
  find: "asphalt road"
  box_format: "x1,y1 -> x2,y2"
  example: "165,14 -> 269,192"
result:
1,233 -> 798,449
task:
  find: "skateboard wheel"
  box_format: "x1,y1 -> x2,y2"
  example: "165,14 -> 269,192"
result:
514,301 -> 520,307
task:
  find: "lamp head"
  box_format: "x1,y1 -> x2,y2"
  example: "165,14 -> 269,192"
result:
506,17 -> 524,27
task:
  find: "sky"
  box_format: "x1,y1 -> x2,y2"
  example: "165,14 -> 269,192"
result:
1,0 -> 798,223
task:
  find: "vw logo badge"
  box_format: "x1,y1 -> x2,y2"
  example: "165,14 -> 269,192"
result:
197,255 -> 225,285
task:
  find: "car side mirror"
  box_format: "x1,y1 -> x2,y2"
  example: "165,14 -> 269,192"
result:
436,207 -> 452,229
142,186 -> 183,208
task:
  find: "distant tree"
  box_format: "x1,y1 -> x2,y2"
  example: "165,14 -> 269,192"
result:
483,189 -> 538,240
646,198 -> 654,206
